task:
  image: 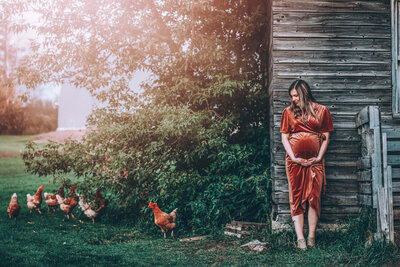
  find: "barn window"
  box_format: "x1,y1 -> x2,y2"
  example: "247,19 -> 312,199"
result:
392,0 -> 400,117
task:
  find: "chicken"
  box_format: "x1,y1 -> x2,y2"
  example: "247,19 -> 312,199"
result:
7,193 -> 20,220
79,189 -> 109,223
44,184 -> 65,213
148,201 -> 177,238
94,188 -> 109,214
27,185 -> 44,214
56,185 -> 78,219
78,196 -> 97,223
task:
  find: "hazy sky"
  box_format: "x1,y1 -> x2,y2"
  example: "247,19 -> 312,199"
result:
8,11 -> 60,103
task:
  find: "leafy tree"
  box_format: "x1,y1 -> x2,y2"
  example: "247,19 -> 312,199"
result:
18,0 -> 270,232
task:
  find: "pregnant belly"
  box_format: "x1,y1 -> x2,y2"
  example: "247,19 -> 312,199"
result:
289,132 -> 321,159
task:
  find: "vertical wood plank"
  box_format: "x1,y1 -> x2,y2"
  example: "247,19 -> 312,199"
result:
388,165 -> 395,243
378,187 -> 388,237
370,107 -> 383,209
392,0 -> 399,114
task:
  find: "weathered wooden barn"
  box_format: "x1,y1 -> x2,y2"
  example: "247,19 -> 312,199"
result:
266,0 -> 400,239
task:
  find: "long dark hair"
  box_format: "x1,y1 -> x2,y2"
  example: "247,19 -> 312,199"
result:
288,79 -> 318,124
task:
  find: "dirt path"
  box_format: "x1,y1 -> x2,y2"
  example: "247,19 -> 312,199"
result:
0,152 -> 21,158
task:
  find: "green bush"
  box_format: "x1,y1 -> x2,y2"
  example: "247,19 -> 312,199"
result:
23,106 -> 270,233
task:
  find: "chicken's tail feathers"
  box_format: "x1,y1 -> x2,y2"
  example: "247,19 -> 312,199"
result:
169,208 -> 178,221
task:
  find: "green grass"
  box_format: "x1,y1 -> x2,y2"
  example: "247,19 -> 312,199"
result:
0,136 -> 400,266
0,135 -> 34,153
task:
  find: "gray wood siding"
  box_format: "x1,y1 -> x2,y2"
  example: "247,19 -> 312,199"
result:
269,0 -> 394,227
383,128 -> 400,229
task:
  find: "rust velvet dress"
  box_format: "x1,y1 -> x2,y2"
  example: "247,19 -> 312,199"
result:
280,103 -> 334,217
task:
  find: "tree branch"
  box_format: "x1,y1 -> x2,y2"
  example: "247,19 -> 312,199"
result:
148,0 -> 179,54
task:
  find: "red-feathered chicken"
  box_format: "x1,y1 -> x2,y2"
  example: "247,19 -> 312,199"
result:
27,185 -> 44,214
79,188 -> 109,223
95,188 -> 109,213
149,201 -> 177,238
56,185 -> 77,219
7,193 -> 20,220
44,184 -> 65,213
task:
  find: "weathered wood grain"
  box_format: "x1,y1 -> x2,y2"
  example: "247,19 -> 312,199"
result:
391,0 -> 399,115
383,129 -> 400,138
356,106 -> 370,127
274,25 -> 390,39
277,204 -> 360,214
392,167 -> 400,179
273,12 -> 390,26
388,155 -> 400,166
274,89 -> 391,104
273,151 -> 359,163
273,142 -> 359,155
273,103 -> 392,115
274,179 -> 358,193
271,77 -> 391,90
274,63 -> 390,78
272,128 -> 361,142
274,38 -> 390,52
274,159 -> 359,168
387,165 -> 395,242
394,209 -> 400,221
273,165 -> 358,181
273,51 -> 390,64
274,213 -> 358,225
273,0 -> 389,13
359,194 -> 372,206
387,140 -> 400,152
359,183 -> 372,194
391,195 -> 400,206
275,191 -> 358,206
358,169 -> 372,181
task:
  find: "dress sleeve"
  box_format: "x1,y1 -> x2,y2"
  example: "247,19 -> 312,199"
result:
320,106 -> 334,132
280,108 -> 290,133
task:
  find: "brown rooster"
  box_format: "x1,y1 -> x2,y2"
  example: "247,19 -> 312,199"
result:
56,185 -> 78,219
44,184 -> 65,213
149,201 -> 177,238
7,193 -> 20,220
27,185 -> 44,214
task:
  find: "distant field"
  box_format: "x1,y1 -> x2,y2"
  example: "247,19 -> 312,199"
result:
0,132 -> 86,155
0,135 -> 34,154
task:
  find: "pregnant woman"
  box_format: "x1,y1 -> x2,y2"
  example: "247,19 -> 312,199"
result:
280,79 -> 334,250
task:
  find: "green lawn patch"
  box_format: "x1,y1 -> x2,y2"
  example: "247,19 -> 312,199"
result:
0,135 -> 34,154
